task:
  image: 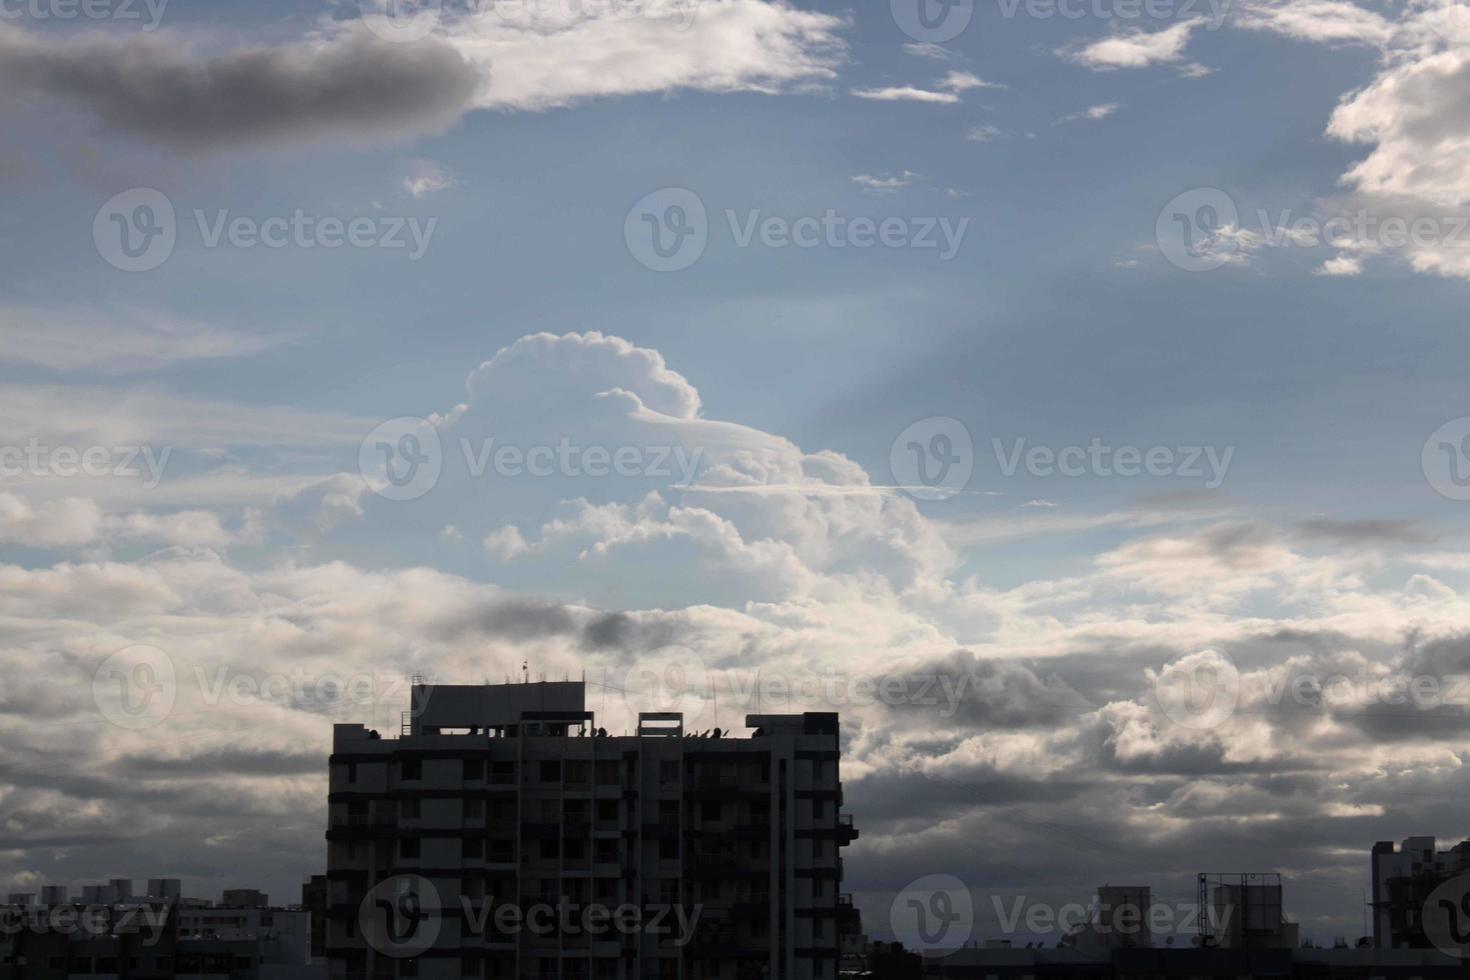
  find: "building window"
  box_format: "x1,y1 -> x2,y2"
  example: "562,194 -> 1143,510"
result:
400,838 -> 421,859
701,800 -> 721,822
400,798 -> 421,819
659,761 -> 679,784
539,760 -> 561,783
347,763 -> 357,784
400,759 -> 422,781
464,797 -> 484,820
464,759 -> 483,780
463,837 -> 484,859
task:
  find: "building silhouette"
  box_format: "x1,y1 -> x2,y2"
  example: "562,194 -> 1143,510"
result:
1371,836 -> 1470,949
324,680 -> 858,979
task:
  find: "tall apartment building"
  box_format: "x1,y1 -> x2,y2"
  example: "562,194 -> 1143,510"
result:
1371,836 -> 1470,949
324,680 -> 859,980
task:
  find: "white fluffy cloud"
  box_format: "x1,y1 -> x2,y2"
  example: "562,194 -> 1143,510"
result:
446,0 -> 846,111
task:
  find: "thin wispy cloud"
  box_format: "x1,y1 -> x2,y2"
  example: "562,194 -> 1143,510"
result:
1056,102 -> 1120,124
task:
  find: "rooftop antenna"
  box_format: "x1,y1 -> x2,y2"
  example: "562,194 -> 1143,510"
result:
521,660 -> 529,684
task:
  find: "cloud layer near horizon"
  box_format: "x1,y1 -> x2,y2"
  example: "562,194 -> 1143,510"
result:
2,330 -> 1469,940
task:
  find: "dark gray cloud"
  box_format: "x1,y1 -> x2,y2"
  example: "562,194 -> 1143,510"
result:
1295,518 -> 1433,546
0,24 -> 481,150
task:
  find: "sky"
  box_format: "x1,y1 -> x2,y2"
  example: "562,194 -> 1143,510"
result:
3,0 -> 1470,950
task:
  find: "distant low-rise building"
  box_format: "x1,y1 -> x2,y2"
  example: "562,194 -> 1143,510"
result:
222,889 -> 270,909
920,945 -> 1469,978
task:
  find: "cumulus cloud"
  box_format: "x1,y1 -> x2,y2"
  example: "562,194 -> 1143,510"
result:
1226,2 -> 1470,279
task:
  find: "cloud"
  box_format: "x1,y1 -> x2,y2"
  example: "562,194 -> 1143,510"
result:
850,85 -> 960,104
0,23 -> 482,151
0,308 -> 284,375
1059,18 -> 1206,69
851,69 -> 999,105
938,70 -> 1000,91
1295,518 -> 1433,546
966,124 -> 1013,142
0,1 -> 848,153
450,0 -> 847,112
1234,0 -> 1395,44
1314,254 -> 1364,276
903,41 -> 955,60
1307,13 -> 1470,278
1056,102 -> 1120,124
0,494 -> 103,548
851,172 -> 922,192
5,332 -> 1470,943
402,158 -> 456,198
1327,48 -> 1470,208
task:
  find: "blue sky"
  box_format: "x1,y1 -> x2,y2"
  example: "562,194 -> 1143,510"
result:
4,0 -> 1470,948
